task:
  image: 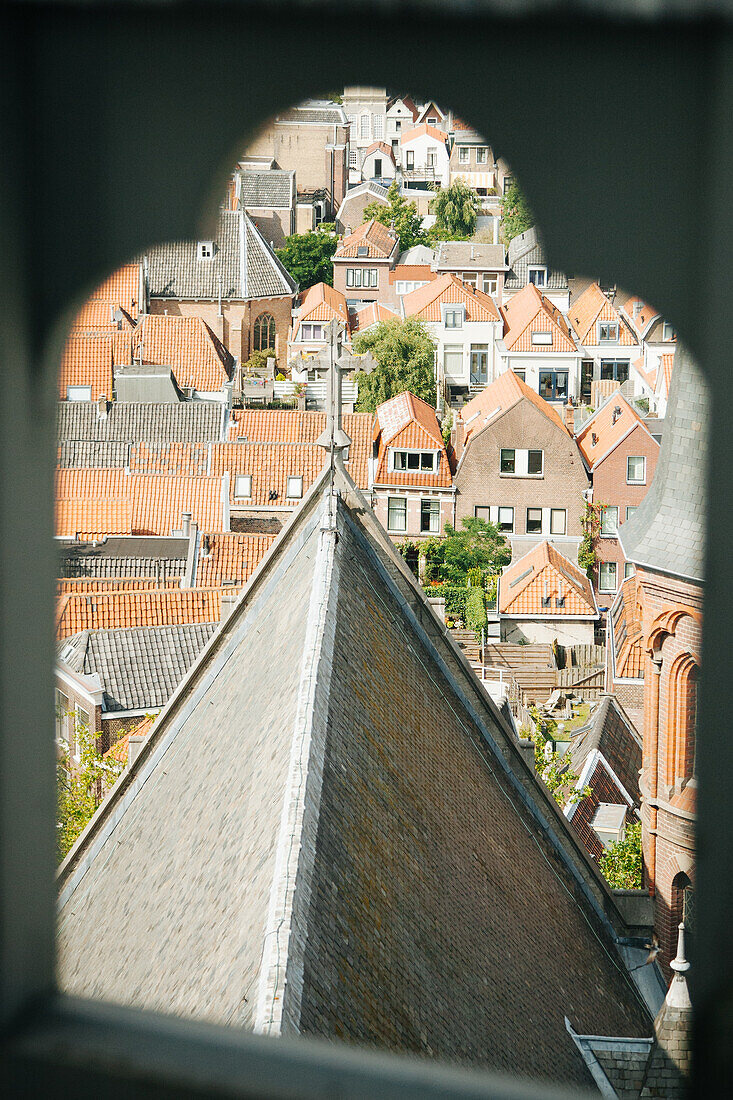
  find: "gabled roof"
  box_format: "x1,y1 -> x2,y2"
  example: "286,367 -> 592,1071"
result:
386,94 -> 419,120
659,350 -> 675,398
504,227 -> 568,292
56,401 -> 226,444
434,241 -> 506,271
134,315 -> 233,393
570,282 -> 637,346
414,100 -> 447,124
575,391 -> 658,471
459,370 -> 571,445
363,141 -> 394,161
333,219 -> 397,260
609,574 -> 645,680
57,463 -> 650,1079
399,122 -> 448,145
620,295 -> 661,340
194,533 -> 277,587
350,301 -> 400,333
145,208 -> 297,301
210,441 -> 327,506
58,623 -> 218,712
334,181 -> 389,227
237,168 -> 294,209
566,695 -> 642,811
501,283 -> 577,353
374,392 -> 451,488
56,587 -> 230,639
499,542 -> 597,618
401,272 -> 501,323
291,282 -> 349,339
58,334 -> 114,401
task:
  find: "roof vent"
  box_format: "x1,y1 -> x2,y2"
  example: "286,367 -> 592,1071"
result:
470,245 -> 475,261
197,241 -> 215,261
356,245 -> 369,257
591,432 -> 598,446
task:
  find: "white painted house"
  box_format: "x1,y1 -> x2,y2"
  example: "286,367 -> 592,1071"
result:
497,283 -> 583,404
399,124 -> 451,190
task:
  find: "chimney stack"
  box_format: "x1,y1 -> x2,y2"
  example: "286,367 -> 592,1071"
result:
97,394 -> 108,421
181,512 -> 191,538
220,589 -> 238,626
127,735 -> 146,767
564,399 -> 575,433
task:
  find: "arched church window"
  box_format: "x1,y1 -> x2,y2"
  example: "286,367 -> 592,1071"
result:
253,312 -> 276,351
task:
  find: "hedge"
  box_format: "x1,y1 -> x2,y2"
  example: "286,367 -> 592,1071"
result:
425,584 -> 468,618
465,586 -> 488,634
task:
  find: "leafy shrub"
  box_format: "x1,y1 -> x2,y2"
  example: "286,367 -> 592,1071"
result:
599,820 -> 642,889
428,584 -> 468,618
465,586 -> 487,634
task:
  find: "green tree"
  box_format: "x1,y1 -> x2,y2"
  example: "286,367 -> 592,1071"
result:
522,714 -> 592,809
428,516 -> 511,586
599,820 -> 643,889
241,347 -> 276,374
362,181 -> 426,252
432,179 -> 481,239
275,227 -> 337,289
57,715 -> 125,863
499,178 -> 534,244
578,501 -> 602,578
353,317 -> 436,413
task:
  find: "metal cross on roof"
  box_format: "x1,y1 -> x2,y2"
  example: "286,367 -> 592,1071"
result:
311,317 -> 375,455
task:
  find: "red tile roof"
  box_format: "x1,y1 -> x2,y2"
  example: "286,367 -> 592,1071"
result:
57,579 -> 171,595
292,282 -> 350,339
402,272 -> 500,323
501,283 -> 576,353
570,283 -> 637,346
460,370 -> 570,445
400,123 -> 448,145
351,302 -> 400,333
610,574 -> 644,679
334,219 -> 397,260
620,296 -> 660,339
499,542 -> 596,618
134,314 -> 232,393
56,587 -> 229,639
58,334 -> 114,402
72,263 -> 141,330
210,442 -> 326,506
575,392 -> 657,471
659,351 -> 675,397
388,264 -> 436,283
363,141 -> 395,160
105,714 -> 156,763
374,392 -> 452,488
195,533 -> 276,587
224,409 -> 372,488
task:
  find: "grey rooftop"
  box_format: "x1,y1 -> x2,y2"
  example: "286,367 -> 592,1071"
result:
238,169 -> 295,209
56,401 -> 226,444
434,241 -> 506,270
505,226 -> 568,291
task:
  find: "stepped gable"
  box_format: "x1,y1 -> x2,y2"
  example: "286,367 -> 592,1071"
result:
619,344 -> 708,583
58,462 -> 651,1089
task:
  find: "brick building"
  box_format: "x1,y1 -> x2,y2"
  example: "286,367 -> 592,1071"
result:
58,462 -> 653,1090
606,573 -> 646,733
454,371 -> 589,562
332,219 -> 399,309
619,344 -> 706,973
497,540 -> 598,646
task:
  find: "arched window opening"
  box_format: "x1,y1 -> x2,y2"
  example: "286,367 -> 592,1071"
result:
253,312 -> 276,352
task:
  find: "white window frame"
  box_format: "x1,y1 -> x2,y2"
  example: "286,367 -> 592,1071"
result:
391,449 -> 438,473
443,306 -> 464,329
74,703 -> 90,762
458,146 -> 469,163
420,498 -> 441,534
528,266 -> 546,287
234,474 -> 252,499
348,149 -> 358,168
67,385 -> 92,401
624,562 -> 636,579
598,320 -> 619,342
550,508 -> 567,535
482,274 -> 498,295
387,495 -> 407,532
626,505 -> 638,522
627,455 -> 646,483
526,508 -> 543,534
598,561 -> 618,593
531,331 -> 553,346
663,321 -> 677,341
600,505 -> 619,536
476,147 -> 487,164
286,476 -> 303,499
196,240 -> 214,260
405,150 -> 415,170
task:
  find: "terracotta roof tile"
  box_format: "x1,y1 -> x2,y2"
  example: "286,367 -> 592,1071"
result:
105,714 -> 156,763
134,314 -> 233,393
659,350 -> 675,397
334,219 -> 397,260
56,587 -> 229,639
570,282 -> 637,346
363,141 -> 394,160
388,264 -> 436,283
374,392 -> 452,487
57,579 -> 169,596
575,392 -> 657,471
292,283 -> 350,339
210,442 -> 326,506
400,123 -> 448,144
620,296 -> 660,339
351,302 -> 400,333
58,334 -> 114,402
71,263 -> 142,330
195,533 -> 276,586
460,370 -> 570,444
610,574 -> 644,679
501,283 -> 576,353
499,542 -> 596,618
402,272 -> 500,323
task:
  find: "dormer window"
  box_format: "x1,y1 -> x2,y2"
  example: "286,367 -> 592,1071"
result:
234,475 -> 252,499
663,321 -> 677,341
443,306 -> 464,329
300,323 -> 324,341
531,331 -> 552,345
356,245 -> 369,257
528,266 -> 546,287
598,321 -> 619,342
197,241 -> 215,261
286,476 -> 303,499
67,385 -> 92,401
392,450 -> 438,472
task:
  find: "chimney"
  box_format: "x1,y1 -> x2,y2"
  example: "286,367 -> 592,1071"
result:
453,416 -> 465,460
470,245 -> 475,261
220,589 -> 238,626
564,399 -> 574,433
182,520 -> 198,588
97,395 -> 108,421
180,512 -> 191,538
127,735 -> 146,767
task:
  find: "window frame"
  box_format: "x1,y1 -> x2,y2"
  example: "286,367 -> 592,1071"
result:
500,448 -> 516,474
419,498 -> 441,534
497,506 -> 514,533
66,384 -> 93,402
387,495 -> 407,533
550,508 -> 567,535
482,273 -> 498,295
234,474 -> 252,499
598,560 -> 618,593
598,320 -> 620,342
391,449 -> 438,473
627,455 -> 646,483
458,146 -> 469,163
285,475 -> 303,500
538,369 -> 569,401
526,508 -> 543,534
476,147 -> 487,164
443,306 -> 464,329
527,265 -> 547,287
600,505 -> 619,536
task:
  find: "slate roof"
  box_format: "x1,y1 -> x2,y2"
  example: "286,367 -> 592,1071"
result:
498,541 -> 597,618
145,208 -> 297,301
56,401 -> 226,444
504,226 -> 568,291
619,344 -> 708,583
567,695 -> 643,809
58,623 -> 218,712
57,440 -> 131,468
434,241 -> 506,271
58,537 -> 189,582
277,103 -> 346,125
238,169 -> 294,208
57,464 -> 651,1085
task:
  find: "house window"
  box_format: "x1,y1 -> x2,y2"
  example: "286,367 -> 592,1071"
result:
286,476 -> 303,499
373,158 -> 383,178
75,704 -> 90,760
55,689 -> 69,747
387,496 -> 407,532
346,268 -> 375,289
67,385 -> 92,401
538,371 -> 568,401
360,114 -> 370,139
406,150 -> 415,170
420,499 -> 440,534
627,455 -> 646,483
624,562 -> 635,579
600,359 -> 630,383
503,175 -> 515,193
550,508 -> 566,535
514,370 -> 526,383
373,115 -> 384,139
528,266 -> 547,287
598,321 -> 619,342
234,475 -> 252,499
482,274 -> 498,295
476,148 -> 487,164
527,449 -> 544,475
357,245 -> 369,257
348,149 -> 358,168
300,322 -> 324,341
599,561 -> 618,592
470,344 -> 488,386
253,312 -> 275,351
196,241 -> 214,260
526,508 -> 543,534
498,507 -> 514,533
458,146 -> 469,163
393,450 -> 437,472
600,505 -> 619,535
500,448 -> 515,473
444,308 -> 463,328
427,149 -> 436,168
531,331 -> 553,346
427,115 -> 438,125
663,321 -> 677,341
626,505 -> 638,521
462,272 -> 478,288
474,506 -> 490,521
443,345 -> 463,379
